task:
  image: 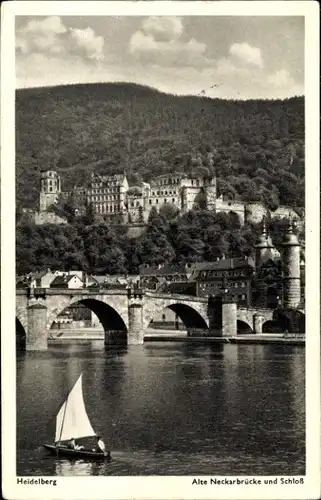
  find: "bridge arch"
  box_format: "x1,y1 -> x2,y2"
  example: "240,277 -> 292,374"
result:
144,300 -> 209,331
237,320 -> 253,335
16,317 -> 26,350
46,294 -> 129,331
48,298 -> 128,343
16,307 -> 28,333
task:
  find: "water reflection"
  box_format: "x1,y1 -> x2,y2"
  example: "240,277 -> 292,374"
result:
17,341 -> 305,476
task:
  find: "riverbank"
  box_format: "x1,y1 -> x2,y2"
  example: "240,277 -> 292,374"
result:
48,328 -> 305,346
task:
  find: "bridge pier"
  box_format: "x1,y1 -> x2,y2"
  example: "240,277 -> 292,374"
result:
208,297 -> 237,337
128,304 -> 144,345
253,314 -> 263,334
26,303 -> 48,351
222,302 -> 237,337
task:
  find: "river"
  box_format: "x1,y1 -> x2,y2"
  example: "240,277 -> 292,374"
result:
16,341 -> 305,476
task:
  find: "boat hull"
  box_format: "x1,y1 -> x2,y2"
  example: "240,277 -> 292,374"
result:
43,444 -> 111,460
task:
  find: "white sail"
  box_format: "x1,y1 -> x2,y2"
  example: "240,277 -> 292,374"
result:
55,373 -> 96,442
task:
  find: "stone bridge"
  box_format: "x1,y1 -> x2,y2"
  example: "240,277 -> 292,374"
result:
16,288 -> 301,350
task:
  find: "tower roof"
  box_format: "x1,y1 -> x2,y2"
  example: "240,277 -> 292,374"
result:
282,220 -> 300,247
255,219 -> 274,249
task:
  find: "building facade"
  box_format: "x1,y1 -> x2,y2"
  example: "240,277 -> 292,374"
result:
191,257 -> 255,306
30,168 -> 301,226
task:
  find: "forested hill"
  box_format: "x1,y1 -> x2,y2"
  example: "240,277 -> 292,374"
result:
16,82 -> 305,211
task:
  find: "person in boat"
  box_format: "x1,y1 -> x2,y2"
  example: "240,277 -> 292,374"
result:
95,435 -> 110,457
68,438 -> 84,451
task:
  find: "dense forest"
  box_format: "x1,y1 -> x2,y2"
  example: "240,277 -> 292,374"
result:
16,83 -> 305,212
16,206 -> 304,276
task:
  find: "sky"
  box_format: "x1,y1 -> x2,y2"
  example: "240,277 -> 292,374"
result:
15,15 -> 304,99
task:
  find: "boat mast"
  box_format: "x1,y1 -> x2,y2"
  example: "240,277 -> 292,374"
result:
58,388 -> 70,444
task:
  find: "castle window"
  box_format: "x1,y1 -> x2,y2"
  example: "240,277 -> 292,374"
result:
49,187 -> 52,192
172,198 -> 175,203
164,199 -> 167,203
191,180 -> 194,185
152,191 -> 155,196
165,191 -> 168,195
136,201 -> 140,207
156,199 -> 158,204
131,202 -> 134,207
157,191 -> 160,195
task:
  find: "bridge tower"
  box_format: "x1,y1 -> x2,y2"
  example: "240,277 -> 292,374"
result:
39,170 -> 62,212
281,220 -> 301,308
254,218 -> 276,269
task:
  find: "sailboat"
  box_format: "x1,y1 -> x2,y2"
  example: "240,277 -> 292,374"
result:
43,373 -> 111,460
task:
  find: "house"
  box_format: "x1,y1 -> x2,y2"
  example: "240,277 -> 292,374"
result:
50,274 -> 84,289
139,263 -> 191,290
16,269 -> 63,288
191,257 -> 255,306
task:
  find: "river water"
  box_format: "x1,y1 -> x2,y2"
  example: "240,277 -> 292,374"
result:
17,341 -> 305,476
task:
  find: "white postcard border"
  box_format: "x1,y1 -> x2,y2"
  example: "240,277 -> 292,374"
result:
1,2 -> 320,500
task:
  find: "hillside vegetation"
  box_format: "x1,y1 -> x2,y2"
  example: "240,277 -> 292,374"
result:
16,207 -> 304,276
16,82 -> 304,211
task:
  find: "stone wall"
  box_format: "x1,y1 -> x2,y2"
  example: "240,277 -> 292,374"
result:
34,211 -> 68,225
216,197 -> 246,224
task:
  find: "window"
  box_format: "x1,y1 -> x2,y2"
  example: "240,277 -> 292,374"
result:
191,180 -> 194,185
172,198 -> 175,203
157,191 -> 160,195
196,180 -> 199,186
149,199 -> 152,204
152,191 -> 155,196
49,187 -> 52,192
162,313 -> 166,321
156,199 -> 158,203
165,191 -> 168,195
131,202 -> 134,207
164,199 -> 167,203
136,201 -> 140,207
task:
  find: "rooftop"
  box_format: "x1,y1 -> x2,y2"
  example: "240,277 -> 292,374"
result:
139,263 -> 189,276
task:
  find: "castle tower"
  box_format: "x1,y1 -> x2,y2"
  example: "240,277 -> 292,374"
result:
204,152 -> 217,211
281,220 -> 301,308
39,170 -> 62,212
